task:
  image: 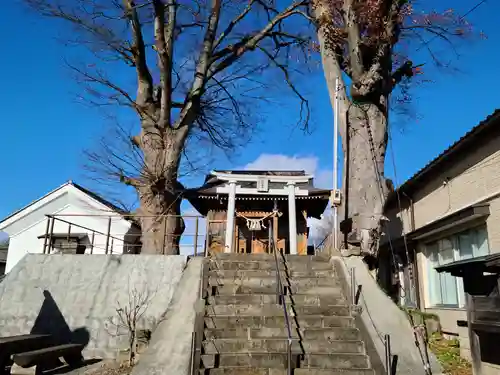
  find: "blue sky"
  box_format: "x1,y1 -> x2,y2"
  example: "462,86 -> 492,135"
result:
1,0 -> 498,237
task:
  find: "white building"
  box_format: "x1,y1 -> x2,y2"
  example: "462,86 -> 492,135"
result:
0,181 -> 140,273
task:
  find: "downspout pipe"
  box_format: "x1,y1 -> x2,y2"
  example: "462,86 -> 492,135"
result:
401,191 -> 420,310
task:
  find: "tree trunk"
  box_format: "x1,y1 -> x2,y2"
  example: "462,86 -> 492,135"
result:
135,122 -> 187,255
344,102 -> 389,256
317,25 -> 390,257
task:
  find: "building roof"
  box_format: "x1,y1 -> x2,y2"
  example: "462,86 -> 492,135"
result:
212,170 -> 308,177
0,181 -> 129,227
436,253 -> 500,277
388,109 -> 500,203
185,170 -> 331,218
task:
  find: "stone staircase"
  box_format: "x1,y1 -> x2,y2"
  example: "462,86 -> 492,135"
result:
196,253 -> 376,375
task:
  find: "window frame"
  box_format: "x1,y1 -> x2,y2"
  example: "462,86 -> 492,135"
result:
423,224 -> 489,309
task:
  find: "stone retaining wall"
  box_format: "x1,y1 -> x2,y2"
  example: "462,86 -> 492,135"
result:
0,254 -> 187,359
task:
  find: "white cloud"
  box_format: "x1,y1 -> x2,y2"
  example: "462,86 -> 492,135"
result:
243,154 -> 334,245
243,154 -> 319,175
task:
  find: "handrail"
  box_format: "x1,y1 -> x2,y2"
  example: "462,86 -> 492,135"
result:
190,255 -> 209,375
270,225 -> 293,375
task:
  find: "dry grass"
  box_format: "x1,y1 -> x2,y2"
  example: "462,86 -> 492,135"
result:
83,361 -> 133,375
429,333 -> 472,375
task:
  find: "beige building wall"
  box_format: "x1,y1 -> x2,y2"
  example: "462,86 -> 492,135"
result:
410,134 -> 500,250
386,130 -> 500,371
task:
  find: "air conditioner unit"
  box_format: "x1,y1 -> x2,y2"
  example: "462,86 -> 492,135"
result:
257,178 -> 269,192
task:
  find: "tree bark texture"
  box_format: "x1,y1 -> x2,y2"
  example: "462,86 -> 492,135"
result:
317,17 -> 391,257
135,120 -> 187,255
345,103 -> 389,255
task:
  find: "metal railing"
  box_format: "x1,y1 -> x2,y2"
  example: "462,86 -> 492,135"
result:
190,248 -> 209,375
270,223 -> 293,375
41,213 -> 219,256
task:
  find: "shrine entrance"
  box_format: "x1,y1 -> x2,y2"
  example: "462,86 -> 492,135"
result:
234,212 -> 278,254
186,171 -> 331,256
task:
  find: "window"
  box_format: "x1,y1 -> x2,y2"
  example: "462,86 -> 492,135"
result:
425,226 -> 489,308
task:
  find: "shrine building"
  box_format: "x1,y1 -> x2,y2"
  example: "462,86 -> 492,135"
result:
186,170 -> 331,255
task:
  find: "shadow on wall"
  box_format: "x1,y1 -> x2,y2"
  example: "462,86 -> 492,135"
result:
31,290 -> 91,348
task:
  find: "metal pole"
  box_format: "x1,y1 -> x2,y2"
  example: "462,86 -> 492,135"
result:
384,334 -> 392,375
271,222 -> 281,305
162,216 -> 167,255
194,217 -> 199,256
48,217 -> 55,254
105,217 -> 112,254
43,217 -> 50,254
90,232 -> 95,254
287,339 -> 292,375
350,267 -> 356,305
204,219 -> 210,257
333,77 -> 340,250
189,332 -> 196,375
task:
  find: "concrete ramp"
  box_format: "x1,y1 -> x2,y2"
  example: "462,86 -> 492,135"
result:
333,256 -> 443,375
0,254 -> 187,359
132,257 -> 203,375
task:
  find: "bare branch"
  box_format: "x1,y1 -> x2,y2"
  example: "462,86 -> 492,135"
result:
257,46 -> 310,129
208,1 -> 309,79
153,0 -> 176,127
123,0 -> 154,108
213,0 -> 256,50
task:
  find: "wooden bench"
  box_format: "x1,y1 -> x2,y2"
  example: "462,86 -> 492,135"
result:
0,335 -> 51,375
12,343 -> 84,369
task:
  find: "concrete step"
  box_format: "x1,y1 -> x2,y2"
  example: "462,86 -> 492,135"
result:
205,327 -> 360,341
301,353 -> 370,369
209,260 -> 333,271
201,369 -> 375,375
205,304 -> 350,317
204,315 -> 355,330
201,353 -> 369,369
202,338 -> 365,354
207,294 -> 346,306
301,328 -> 361,341
213,284 -> 343,296
202,338 -> 301,354
211,254 -> 330,263
208,276 -> 340,288
294,370 -> 375,375
208,270 -> 337,279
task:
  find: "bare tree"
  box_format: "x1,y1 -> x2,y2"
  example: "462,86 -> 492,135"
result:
27,0 -> 313,254
107,286 -> 155,366
311,1 -> 477,255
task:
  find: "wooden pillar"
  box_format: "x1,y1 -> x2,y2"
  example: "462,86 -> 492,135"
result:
465,272 -> 483,375
287,183 -> 297,255
224,182 -> 237,253
299,210 -> 308,255
273,214 -> 278,253
233,222 -> 239,253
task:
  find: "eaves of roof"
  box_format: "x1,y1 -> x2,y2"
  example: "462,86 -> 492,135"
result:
387,109 -> 500,205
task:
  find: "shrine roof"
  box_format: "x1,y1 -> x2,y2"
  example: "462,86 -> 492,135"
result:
184,170 -> 331,218
211,170 -> 307,177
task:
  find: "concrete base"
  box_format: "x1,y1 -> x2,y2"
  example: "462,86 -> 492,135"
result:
333,255 -> 443,375
132,257 -> 203,375
10,363 -> 36,375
